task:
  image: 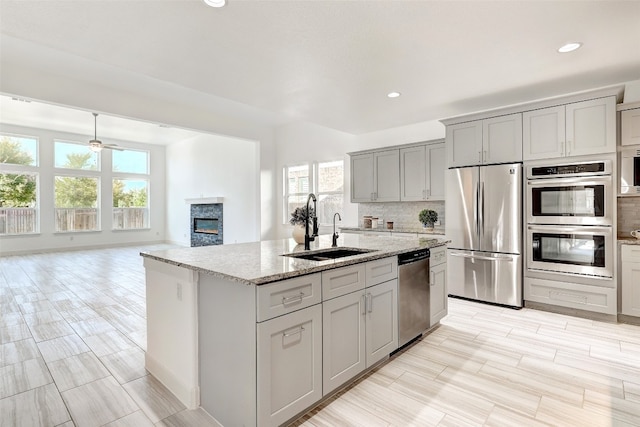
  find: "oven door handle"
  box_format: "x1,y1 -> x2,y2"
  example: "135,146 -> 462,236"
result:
527,176 -> 611,186
449,252 -> 513,262
527,225 -> 613,235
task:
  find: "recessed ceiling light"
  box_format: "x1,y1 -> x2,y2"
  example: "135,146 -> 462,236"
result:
558,42 -> 582,53
203,0 -> 226,7
387,92 -> 401,98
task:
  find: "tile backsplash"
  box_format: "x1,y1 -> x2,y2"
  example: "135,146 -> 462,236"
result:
618,196 -> 640,236
358,201 -> 445,230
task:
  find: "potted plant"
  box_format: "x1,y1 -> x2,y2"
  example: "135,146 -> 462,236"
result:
290,206 -> 315,244
418,209 -> 438,230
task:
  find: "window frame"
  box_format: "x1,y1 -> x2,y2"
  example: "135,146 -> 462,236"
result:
283,159 -> 344,226
0,133 -> 40,235
111,148 -> 151,230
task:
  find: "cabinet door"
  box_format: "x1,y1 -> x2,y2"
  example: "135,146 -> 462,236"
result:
257,304 -> 322,427
430,263 -> 448,326
621,262 -> 640,317
374,150 -> 400,202
426,143 -> 446,200
400,145 -> 427,201
621,108 -> 640,146
523,106 -> 566,160
566,97 -> 616,157
483,113 -> 523,164
621,245 -> 640,317
365,279 -> 398,367
447,121 -> 483,167
322,291 -> 366,395
350,153 -> 374,202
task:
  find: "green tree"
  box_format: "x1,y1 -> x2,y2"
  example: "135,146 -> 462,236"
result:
0,138 -> 37,207
55,153 -> 98,208
113,179 -> 147,207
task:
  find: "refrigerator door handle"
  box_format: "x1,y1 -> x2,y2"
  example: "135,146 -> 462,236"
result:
480,181 -> 485,241
449,251 -> 514,262
474,180 -> 480,238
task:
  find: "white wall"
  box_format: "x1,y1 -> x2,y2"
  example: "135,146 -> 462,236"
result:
0,124 -> 166,255
165,133 -> 260,246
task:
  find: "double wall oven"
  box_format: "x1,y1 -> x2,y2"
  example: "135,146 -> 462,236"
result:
526,160 -> 614,281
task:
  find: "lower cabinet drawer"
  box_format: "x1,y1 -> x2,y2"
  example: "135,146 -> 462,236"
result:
622,244 -> 640,263
430,245 -> 446,267
257,273 -> 322,322
365,257 -> 398,287
524,276 -> 616,315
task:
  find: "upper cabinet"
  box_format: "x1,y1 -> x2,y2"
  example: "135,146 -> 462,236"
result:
350,149 -> 400,202
400,142 -> 445,201
523,96 -> 616,160
620,104 -> 640,146
447,113 -> 522,167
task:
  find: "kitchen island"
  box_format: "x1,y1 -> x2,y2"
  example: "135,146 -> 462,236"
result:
141,233 -> 448,427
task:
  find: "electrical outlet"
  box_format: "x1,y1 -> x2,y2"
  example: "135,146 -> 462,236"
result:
176,283 -> 183,301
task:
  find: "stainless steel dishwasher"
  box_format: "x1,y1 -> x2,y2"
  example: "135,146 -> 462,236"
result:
397,248 -> 430,347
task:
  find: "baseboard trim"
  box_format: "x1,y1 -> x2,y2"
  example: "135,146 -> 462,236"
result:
524,300 -> 618,323
145,352 -> 200,409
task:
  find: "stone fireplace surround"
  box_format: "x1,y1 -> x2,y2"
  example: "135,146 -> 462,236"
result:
186,197 -> 223,247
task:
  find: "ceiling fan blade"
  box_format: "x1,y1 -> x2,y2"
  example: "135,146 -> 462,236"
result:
104,145 -> 124,151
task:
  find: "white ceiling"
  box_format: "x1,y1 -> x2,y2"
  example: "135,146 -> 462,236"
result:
1,0 -> 639,142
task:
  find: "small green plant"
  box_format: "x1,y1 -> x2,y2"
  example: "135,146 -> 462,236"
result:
289,206 -> 315,226
418,209 -> 438,227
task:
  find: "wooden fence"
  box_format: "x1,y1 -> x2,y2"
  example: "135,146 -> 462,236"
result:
0,208 -> 37,234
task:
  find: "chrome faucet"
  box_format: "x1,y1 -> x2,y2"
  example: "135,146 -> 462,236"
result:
332,213 -> 341,247
304,193 -> 318,250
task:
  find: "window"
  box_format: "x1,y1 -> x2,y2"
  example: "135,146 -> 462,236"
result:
113,149 -> 149,174
284,164 -> 311,221
54,141 -> 100,232
112,149 -> 150,230
54,141 -> 99,170
54,176 -> 99,232
283,160 -> 344,225
316,160 -> 344,225
112,179 -> 149,230
0,134 -> 39,235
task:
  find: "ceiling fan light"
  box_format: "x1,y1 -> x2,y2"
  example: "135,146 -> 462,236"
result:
203,0 -> 226,7
89,140 -> 103,152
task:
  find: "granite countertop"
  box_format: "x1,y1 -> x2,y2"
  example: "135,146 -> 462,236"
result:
141,234 -> 449,286
618,236 -> 640,245
340,226 -> 446,235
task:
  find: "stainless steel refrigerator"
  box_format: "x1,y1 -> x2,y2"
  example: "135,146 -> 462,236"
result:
446,163 -> 523,307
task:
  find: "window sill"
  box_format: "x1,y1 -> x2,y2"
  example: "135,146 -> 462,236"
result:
112,228 -> 152,232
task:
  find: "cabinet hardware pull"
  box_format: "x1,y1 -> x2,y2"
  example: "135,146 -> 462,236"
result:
566,141 -> 571,156
283,326 -> 305,337
483,150 -> 487,162
366,293 -> 373,313
361,294 -> 366,315
478,151 -> 482,162
282,292 -> 305,305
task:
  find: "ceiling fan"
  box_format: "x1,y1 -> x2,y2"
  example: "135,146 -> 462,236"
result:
88,112 -> 123,152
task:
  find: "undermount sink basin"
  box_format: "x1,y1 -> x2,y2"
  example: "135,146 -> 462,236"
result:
282,247 -> 377,262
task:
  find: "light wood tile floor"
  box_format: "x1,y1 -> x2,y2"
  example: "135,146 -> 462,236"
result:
1,246 -> 639,426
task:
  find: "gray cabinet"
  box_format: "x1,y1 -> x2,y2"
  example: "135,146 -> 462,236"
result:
365,278 -> 398,366
350,149 -> 400,202
523,97 -> 616,160
447,113 -> 522,167
621,245 -> 640,317
620,104 -> 640,146
257,304 -> 322,427
321,258 -> 397,396
400,142 -> 445,201
429,245 -> 447,326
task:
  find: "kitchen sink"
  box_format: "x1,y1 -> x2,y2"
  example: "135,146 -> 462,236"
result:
282,247 -> 377,262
